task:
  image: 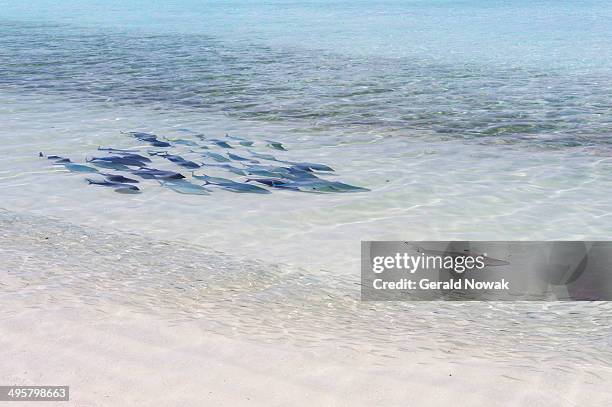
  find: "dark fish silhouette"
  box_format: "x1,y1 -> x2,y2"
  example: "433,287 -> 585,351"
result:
227,152 -> 259,163
242,167 -> 284,178
190,173 -> 235,184
129,131 -> 171,147
226,134 -> 254,147
192,172 -> 270,194
130,132 -> 157,141
296,180 -> 369,193
247,178 -> 368,193
289,162 -> 334,172
201,163 -> 247,176
165,138 -> 198,146
86,178 -> 125,187
114,186 -> 142,194
89,160 -> 131,171
176,160 -> 200,169
266,140 -> 287,151
244,165 -> 316,180
246,151 -> 332,172
210,139 -> 233,149
247,150 -> 279,161
98,147 -> 140,153
131,168 -> 185,180
284,166 -> 319,179
63,163 -> 99,173
201,152 -> 230,162
42,154 -> 72,164
155,152 -> 201,169
159,179 -> 210,195
101,173 -> 139,184
246,178 -> 300,190
107,152 -> 152,163
151,140 -> 171,147
88,155 -> 149,167
86,178 -> 141,194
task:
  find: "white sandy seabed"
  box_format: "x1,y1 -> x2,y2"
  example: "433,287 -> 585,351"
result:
1,209 -> 612,406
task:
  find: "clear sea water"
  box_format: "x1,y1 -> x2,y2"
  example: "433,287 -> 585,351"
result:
1,0 -> 612,388
2,0 -> 612,270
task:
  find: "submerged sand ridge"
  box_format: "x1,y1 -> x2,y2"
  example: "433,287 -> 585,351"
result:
1,209 -> 611,365
1,209 -> 611,405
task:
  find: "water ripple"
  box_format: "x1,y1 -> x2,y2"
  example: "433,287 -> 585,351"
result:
1,208 -> 611,371
1,21 -> 612,147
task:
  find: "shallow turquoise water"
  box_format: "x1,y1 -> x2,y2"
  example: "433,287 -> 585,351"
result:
3,1 -> 612,69
2,1 -> 612,144
1,1 -> 612,272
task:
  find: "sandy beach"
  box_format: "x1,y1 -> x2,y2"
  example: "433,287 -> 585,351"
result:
4,307 -> 611,407
1,209 -> 611,406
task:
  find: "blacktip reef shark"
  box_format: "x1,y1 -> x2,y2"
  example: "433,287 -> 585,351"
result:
404,242 -> 510,267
